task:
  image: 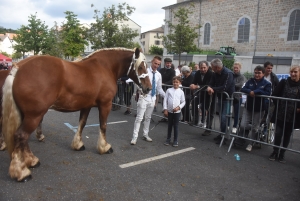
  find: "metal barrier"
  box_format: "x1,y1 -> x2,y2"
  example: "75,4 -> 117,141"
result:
111,82 -> 300,155
227,92 -> 300,154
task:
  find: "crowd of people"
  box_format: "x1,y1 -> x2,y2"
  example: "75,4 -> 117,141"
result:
111,56 -> 300,164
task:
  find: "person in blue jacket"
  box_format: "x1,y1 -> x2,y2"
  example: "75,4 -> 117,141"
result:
240,65 -> 271,152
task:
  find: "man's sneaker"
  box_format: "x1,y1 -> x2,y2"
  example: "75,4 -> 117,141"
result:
173,141 -> 178,147
143,136 -> 152,142
232,127 -> 237,134
164,139 -> 171,146
214,134 -> 222,141
278,154 -> 286,163
202,130 -> 211,136
269,152 -> 278,161
131,137 -> 137,145
246,144 -> 252,152
124,110 -> 132,115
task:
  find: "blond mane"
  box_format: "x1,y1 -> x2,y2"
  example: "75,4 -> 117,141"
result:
76,47 -> 135,62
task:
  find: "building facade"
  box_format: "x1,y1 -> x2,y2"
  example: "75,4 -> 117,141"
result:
140,26 -> 164,54
0,33 -> 17,55
163,0 -> 300,57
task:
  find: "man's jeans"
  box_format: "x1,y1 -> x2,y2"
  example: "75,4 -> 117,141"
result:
218,99 -> 230,134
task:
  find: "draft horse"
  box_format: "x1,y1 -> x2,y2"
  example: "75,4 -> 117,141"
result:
2,48 -> 151,181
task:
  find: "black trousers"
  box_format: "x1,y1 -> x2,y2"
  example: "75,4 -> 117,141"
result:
167,112 -> 181,142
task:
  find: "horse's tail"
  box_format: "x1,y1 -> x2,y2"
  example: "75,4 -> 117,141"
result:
2,66 -> 21,157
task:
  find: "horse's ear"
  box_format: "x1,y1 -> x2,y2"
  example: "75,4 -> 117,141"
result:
134,47 -> 140,59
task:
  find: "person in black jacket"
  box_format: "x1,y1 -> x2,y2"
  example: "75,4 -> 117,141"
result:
207,59 -> 235,143
180,66 -> 194,122
269,66 -> 300,163
159,58 -> 175,121
190,61 -> 214,136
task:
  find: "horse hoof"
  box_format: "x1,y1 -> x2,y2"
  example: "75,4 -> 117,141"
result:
105,147 -> 113,154
76,145 -> 85,151
30,161 -> 41,168
19,175 -> 32,183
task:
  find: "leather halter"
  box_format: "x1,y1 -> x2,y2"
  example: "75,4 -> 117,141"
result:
127,52 -> 149,89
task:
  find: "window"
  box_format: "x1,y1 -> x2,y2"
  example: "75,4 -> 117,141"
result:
203,23 -> 211,45
155,40 -> 160,45
287,9 -> 300,41
238,17 -> 250,43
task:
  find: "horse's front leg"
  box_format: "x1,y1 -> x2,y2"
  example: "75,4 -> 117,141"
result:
97,103 -> 113,154
71,108 -> 91,151
35,117 -> 45,142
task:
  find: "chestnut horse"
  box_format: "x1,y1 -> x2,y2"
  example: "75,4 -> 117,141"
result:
2,48 -> 151,181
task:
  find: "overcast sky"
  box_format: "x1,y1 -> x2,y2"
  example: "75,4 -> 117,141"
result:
0,0 -> 175,33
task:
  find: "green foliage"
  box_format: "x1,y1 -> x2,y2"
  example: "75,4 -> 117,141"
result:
162,4 -> 201,64
60,11 -> 88,59
42,22 -> 64,58
86,3 -> 138,49
243,71 -> 253,79
149,45 -> 163,55
222,56 -> 235,71
0,26 -> 17,34
12,52 -> 22,60
0,51 -> 10,57
14,13 -> 49,56
188,62 -> 195,67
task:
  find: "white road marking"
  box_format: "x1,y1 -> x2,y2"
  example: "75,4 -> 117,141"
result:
64,120 -> 128,133
119,147 -> 196,168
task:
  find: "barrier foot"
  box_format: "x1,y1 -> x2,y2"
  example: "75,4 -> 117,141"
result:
228,137 -> 235,152
219,135 -> 225,148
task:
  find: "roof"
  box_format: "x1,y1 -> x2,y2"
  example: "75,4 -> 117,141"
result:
0,33 -> 17,41
141,26 -> 164,34
162,0 -> 197,9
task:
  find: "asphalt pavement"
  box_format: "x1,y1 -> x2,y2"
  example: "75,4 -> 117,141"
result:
0,107 -> 299,201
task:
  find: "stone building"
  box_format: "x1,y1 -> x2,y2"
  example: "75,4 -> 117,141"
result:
163,0 -> 300,57
140,26 -> 164,54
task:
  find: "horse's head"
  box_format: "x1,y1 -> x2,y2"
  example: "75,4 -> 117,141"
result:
127,48 -> 152,94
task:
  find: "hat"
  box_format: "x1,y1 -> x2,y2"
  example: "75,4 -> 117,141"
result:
164,58 -> 172,62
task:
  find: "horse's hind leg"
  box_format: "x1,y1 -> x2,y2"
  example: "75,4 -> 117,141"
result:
9,116 -> 42,181
71,108 -> 91,151
35,117 -> 45,142
97,103 -> 113,154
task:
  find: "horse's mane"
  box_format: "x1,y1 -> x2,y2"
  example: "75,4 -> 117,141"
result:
76,47 -> 135,62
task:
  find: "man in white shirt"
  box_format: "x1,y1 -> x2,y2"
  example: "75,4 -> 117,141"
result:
131,56 -> 166,145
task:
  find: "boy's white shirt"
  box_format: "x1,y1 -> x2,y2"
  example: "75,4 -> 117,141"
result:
163,87 -> 186,113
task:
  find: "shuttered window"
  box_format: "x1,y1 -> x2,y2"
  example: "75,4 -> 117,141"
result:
287,10 -> 300,41
238,17 -> 250,43
203,23 -> 211,45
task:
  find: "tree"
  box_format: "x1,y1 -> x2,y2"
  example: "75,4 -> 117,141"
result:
149,45 -> 163,55
14,13 -> 49,56
162,5 -> 201,64
86,3 -> 139,49
0,51 -> 10,57
12,52 -> 22,60
60,11 -> 88,60
42,22 -> 64,58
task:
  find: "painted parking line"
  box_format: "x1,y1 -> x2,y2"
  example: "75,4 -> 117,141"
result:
119,147 -> 196,168
64,120 -> 128,133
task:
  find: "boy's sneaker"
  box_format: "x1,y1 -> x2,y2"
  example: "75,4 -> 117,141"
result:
278,154 -> 286,163
131,137 -> 137,145
164,139 -> 171,146
232,127 -> 237,134
124,110 -> 132,115
269,152 -> 278,161
143,136 -> 152,142
246,144 -> 252,152
173,141 -> 178,147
